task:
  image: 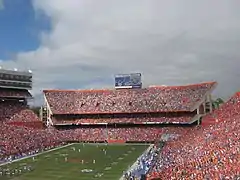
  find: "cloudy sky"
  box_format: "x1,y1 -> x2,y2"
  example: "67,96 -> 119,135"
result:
0,0 -> 240,104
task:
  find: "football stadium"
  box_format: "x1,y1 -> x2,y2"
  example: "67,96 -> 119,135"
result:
0,69 -> 239,180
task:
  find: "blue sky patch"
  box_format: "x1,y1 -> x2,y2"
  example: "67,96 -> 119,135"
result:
0,0 -> 51,60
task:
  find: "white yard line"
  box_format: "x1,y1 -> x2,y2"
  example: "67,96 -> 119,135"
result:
0,143 -> 74,167
119,144 -> 154,180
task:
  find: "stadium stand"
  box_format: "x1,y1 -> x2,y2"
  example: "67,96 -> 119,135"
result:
52,113 -> 194,125
6,109 -> 45,129
44,82 -> 216,114
0,88 -> 32,98
1,75 -> 239,179
0,87 -> 64,163
0,69 -> 66,163
43,82 -> 216,125
54,127 -> 162,142
147,92 -> 240,180
125,145 -> 160,179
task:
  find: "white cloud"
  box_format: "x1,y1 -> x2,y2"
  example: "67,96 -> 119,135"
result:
1,0 -> 240,104
0,0 -> 4,10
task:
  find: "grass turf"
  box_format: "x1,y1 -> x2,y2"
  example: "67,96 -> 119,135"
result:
0,143 -> 149,180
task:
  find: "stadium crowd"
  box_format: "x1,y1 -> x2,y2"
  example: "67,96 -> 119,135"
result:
44,82 -> 215,114
124,145 -> 160,180
0,100 -> 162,163
147,93 -> 240,180
0,101 -> 25,119
53,115 -> 193,124
55,127 -> 162,142
0,84 -> 239,180
0,122 -> 63,162
0,98 -> 63,163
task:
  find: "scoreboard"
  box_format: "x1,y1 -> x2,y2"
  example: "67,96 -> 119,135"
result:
115,73 -> 142,89
0,69 -> 32,90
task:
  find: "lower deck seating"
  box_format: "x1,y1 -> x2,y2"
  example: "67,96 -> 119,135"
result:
0,93 -> 239,179
147,93 -> 240,180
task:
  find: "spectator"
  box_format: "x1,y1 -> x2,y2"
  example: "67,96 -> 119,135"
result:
147,92 -> 240,179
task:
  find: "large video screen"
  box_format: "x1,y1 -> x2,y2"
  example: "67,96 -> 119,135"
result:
115,73 -> 142,89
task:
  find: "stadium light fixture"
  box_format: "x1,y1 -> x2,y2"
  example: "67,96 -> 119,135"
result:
28,70 -> 32,73
14,68 -> 18,71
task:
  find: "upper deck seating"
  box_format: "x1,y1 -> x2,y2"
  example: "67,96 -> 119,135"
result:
44,82 -> 216,114
0,88 -> 32,98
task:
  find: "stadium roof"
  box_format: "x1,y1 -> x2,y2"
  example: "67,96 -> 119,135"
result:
43,81 -> 217,92
43,81 -> 217,114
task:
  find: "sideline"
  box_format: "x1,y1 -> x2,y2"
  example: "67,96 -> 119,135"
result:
119,144 -> 154,180
0,143 -> 74,167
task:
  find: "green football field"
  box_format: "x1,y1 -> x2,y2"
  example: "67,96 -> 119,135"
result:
0,143 -> 149,180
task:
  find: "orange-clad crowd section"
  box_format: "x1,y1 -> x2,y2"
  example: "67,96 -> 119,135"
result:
147,92 -> 240,180
0,83 -> 239,179
44,82 -> 216,114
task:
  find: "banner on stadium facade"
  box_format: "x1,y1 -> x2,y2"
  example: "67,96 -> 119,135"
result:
107,139 -> 126,144
114,73 -> 142,89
